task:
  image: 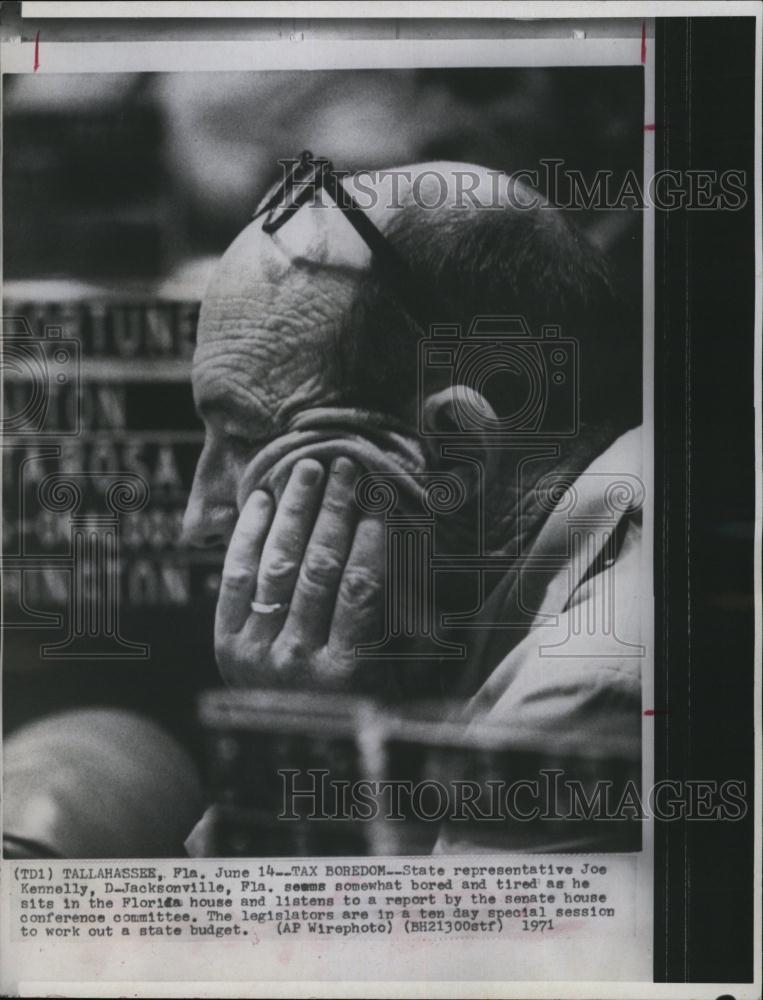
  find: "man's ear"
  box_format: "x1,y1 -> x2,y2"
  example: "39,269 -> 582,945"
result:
420,386 -> 497,497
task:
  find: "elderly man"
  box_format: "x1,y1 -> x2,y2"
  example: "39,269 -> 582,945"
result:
183,157 -> 644,853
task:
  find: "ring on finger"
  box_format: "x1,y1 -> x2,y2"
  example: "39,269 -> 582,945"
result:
250,600 -> 289,615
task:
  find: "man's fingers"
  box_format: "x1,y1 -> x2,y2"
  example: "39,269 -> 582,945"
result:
248,458 -> 325,631
285,456 -> 360,647
216,460 -> 386,690
216,489 -> 274,635
330,514 -> 386,658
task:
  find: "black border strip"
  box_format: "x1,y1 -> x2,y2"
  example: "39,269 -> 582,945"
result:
653,15 -> 756,984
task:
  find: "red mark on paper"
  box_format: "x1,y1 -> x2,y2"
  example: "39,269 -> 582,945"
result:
641,22 -> 647,64
33,31 -> 40,71
644,123 -> 657,131
644,708 -> 669,716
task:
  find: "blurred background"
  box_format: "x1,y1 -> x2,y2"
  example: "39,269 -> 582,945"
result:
4,68 -> 644,278
2,67 -> 643,855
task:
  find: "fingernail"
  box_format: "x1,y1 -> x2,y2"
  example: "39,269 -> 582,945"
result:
294,459 -> 323,485
245,489 -> 272,512
331,456 -> 356,476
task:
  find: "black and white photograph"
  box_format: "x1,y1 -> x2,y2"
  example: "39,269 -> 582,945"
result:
3,56 -> 649,860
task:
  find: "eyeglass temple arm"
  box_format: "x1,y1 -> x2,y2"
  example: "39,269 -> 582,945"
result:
260,180 -> 321,235
252,154 -> 314,226
253,154 -> 437,331
322,171 -> 433,331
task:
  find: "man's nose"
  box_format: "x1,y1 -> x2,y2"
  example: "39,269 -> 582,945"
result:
180,470 -> 238,549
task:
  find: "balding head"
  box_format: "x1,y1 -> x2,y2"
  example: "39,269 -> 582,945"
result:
184,161 -> 637,548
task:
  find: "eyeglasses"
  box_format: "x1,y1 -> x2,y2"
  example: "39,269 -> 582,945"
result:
252,151 -> 435,333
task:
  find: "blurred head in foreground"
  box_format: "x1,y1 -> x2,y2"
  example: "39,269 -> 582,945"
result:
3,709 -> 203,858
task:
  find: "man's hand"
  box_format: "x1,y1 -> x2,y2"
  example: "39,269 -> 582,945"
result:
215,456 -> 386,689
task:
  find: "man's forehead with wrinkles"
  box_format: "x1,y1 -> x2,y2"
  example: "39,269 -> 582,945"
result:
191,162 -> 512,433
192,190 -> 374,434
